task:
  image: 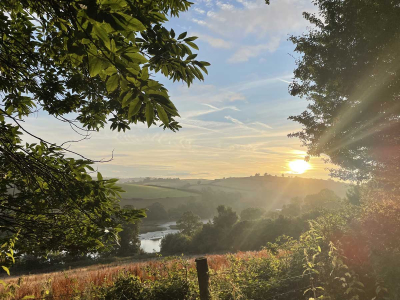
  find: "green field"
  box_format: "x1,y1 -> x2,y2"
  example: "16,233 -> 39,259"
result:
118,183 -> 197,199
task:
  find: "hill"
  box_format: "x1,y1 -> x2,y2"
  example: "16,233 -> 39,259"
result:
118,183 -> 197,199
117,176 -> 349,212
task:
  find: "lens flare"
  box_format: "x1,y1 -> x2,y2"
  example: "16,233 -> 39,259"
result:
288,160 -> 311,174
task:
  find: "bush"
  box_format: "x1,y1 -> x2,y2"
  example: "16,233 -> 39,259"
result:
102,273 -> 149,300
160,233 -> 191,255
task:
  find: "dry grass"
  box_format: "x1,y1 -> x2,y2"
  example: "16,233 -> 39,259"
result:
5,250 -> 271,299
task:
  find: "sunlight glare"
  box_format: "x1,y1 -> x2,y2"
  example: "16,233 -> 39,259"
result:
288,160 -> 311,174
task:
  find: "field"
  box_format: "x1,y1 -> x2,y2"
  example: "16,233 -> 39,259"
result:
118,183 -> 197,199
4,251 -> 273,300
116,176 -> 349,212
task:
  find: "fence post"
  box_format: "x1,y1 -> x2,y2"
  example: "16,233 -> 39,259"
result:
195,257 -> 210,300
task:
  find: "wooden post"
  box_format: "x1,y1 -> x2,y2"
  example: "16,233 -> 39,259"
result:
195,257 -> 210,300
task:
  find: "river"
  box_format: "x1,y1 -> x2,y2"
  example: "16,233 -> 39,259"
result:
139,220 -> 210,253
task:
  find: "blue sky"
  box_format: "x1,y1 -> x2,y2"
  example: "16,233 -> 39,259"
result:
25,0 -> 337,179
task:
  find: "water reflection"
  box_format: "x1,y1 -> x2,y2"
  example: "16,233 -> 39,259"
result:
139,220 -> 210,253
139,221 -> 179,253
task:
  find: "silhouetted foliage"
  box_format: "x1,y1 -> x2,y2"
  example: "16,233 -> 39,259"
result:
240,207 -> 265,221
176,211 -> 203,236
346,185 -> 361,206
0,0 -> 209,258
145,202 -> 168,222
213,205 -> 239,230
289,0 -> 400,184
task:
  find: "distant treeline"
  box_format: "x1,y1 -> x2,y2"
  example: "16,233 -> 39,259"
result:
144,187 -> 242,221
161,189 -> 343,254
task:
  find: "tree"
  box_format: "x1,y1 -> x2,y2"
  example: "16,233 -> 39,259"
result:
240,207 -> 265,221
281,197 -> 302,217
346,185 -> 361,206
288,0 -> 400,184
213,205 -> 239,230
114,206 -> 141,257
146,202 -> 168,222
302,189 -> 341,212
176,211 -> 203,236
0,0 -> 209,257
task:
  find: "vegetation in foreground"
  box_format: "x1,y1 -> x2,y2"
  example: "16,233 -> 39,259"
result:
2,200 -> 399,300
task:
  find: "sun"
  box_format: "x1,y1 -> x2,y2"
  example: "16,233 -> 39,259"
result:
288,160 -> 311,174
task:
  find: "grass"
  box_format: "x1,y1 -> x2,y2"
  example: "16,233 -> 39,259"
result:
118,183 -> 198,199
5,251 -> 273,299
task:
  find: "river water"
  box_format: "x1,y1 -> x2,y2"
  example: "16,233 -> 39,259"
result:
139,221 -> 179,253
139,220 -> 210,253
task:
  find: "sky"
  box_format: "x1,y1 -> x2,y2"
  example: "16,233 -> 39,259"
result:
25,0 -> 338,180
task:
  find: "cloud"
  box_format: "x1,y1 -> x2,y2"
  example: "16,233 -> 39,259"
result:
183,104 -> 241,119
224,115 -> 244,125
193,7 -> 205,14
202,104 -> 240,111
192,18 -> 207,26
228,36 -> 281,63
278,78 -> 292,84
173,84 -> 247,104
195,0 -> 314,39
216,1 -> 235,10
192,32 -> 232,49
252,122 -> 273,129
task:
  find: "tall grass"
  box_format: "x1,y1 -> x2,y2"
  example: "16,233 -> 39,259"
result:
5,250 -> 271,299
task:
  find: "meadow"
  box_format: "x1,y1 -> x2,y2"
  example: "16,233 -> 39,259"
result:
118,184 -> 198,199
5,200 -> 399,300
4,251 -> 274,300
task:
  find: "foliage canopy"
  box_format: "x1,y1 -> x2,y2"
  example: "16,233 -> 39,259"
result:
0,0 -> 209,256
289,0 -> 400,183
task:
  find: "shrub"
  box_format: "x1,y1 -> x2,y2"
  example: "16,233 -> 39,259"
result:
160,233 -> 191,255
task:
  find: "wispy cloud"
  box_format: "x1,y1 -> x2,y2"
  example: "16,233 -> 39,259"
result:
216,1 -> 235,10
192,32 -> 232,49
192,0 -> 313,39
224,115 -> 244,125
192,18 -> 207,25
203,104 -> 240,111
228,37 -> 281,63
193,7 -> 205,14
252,121 -> 273,129
278,78 -> 292,84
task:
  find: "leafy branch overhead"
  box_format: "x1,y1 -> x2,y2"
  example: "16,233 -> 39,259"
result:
1,0 -> 209,132
0,0 -> 209,258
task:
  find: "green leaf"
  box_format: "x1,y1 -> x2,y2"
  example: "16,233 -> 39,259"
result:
186,41 -> 199,50
92,23 -> 111,49
99,0 -> 127,10
184,36 -> 198,42
122,92 -> 132,108
104,66 -> 117,75
88,56 -> 110,77
178,32 -> 187,40
156,104 -> 169,125
128,97 -> 141,118
106,74 -> 119,93
81,38 -> 91,44
22,296 -> 35,299
123,52 -> 148,64
110,39 -> 117,53
145,102 -> 154,127
115,12 -> 146,31
187,54 -> 197,60
2,266 -> 10,276
140,67 -> 149,80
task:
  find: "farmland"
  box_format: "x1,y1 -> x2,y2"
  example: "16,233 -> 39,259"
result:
118,184 -> 198,199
